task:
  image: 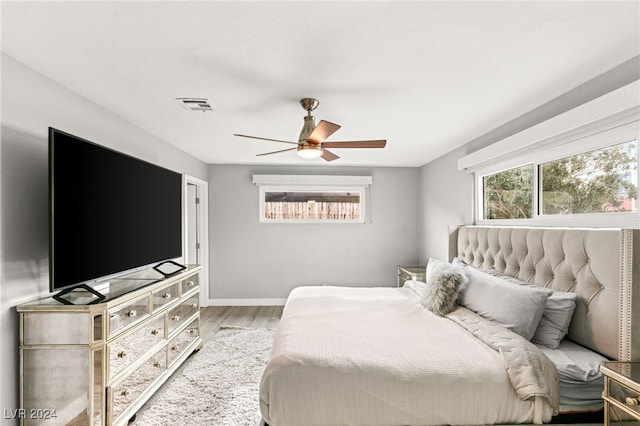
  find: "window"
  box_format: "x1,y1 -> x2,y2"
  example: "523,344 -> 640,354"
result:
483,164 -> 533,219
262,188 -> 364,222
540,140 -> 637,215
476,135 -> 638,225
252,175 -> 372,224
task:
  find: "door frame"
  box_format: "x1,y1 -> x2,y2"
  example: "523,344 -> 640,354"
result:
183,174 -> 209,306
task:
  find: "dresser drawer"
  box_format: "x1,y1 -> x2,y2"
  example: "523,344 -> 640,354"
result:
167,295 -> 199,336
167,320 -> 200,367
108,315 -> 165,381
23,312 -> 92,345
181,274 -> 199,294
108,296 -> 150,337
152,283 -> 179,312
607,378 -> 640,419
110,350 -> 167,423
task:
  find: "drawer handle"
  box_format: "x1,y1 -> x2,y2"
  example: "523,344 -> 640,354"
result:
117,351 -> 127,358
190,303 -> 198,309
127,310 -> 137,318
171,315 -> 180,321
153,361 -> 163,368
150,329 -> 159,336
121,389 -> 130,397
186,280 -> 195,287
162,293 -> 172,300
626,396 -> 639,406
171,345 -> 179,351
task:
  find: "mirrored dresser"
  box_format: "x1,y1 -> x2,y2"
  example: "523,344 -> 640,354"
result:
17,265 -> 203,426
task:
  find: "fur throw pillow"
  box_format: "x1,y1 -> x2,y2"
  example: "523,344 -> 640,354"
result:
423,266 -> 467,316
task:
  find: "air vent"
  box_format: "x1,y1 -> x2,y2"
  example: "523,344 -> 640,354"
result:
176,98 -> 216,112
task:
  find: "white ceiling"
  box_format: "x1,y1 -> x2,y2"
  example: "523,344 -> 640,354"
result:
2,1 -> 639,167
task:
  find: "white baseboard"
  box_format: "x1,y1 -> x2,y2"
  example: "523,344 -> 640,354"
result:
208,298 -> 286,306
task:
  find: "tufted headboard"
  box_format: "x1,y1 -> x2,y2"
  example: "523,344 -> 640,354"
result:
454,226 -> 639,361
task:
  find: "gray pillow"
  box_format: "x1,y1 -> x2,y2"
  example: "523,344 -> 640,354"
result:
482,268 -> 577,348
531,291 -> 577,349
459,267 -> 550,340
423,266 -> 467,316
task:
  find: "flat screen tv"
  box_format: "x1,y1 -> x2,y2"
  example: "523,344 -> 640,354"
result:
49,128 -> 183,293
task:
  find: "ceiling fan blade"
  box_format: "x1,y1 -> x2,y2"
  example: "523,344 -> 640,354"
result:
256,147 -> 298,157
234,134 -> 298,145
322,139 -> 387,149
321,149 -> 340,162
307,120 -> 341,144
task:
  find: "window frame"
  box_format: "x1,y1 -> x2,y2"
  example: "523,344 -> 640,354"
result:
474,120 -> 639,228
258,185 -> 367,224
252,175 -> 373,224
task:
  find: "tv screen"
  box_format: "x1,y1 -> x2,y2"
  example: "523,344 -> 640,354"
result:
49,128 -> 183,292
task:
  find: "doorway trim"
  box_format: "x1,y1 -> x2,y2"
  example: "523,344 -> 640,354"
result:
184,174 -> 209,306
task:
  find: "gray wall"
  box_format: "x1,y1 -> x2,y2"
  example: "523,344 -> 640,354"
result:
418,56 -> 640,263
209,165 -> 420,300
0,54 -> 208,421
418,147 -> 473,263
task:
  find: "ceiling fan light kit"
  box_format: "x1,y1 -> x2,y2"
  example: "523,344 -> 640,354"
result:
297,144 -> 323,159
234,98 -> 386,162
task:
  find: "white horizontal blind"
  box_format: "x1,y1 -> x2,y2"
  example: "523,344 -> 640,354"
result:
252,175 -> 372,187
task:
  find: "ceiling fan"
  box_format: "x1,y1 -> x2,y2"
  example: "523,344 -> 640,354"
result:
233,98 -> 386,162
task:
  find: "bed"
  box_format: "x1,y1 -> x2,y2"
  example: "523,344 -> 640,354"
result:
259,226 -> 639,425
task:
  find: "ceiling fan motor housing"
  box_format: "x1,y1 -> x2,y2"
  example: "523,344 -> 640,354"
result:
298,115 -> 317,144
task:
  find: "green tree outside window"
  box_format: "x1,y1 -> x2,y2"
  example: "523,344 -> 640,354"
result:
482,139 -> 638,219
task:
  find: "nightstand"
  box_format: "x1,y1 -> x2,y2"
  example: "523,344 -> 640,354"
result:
397,265 -> 426,287
601,361 -> 640,425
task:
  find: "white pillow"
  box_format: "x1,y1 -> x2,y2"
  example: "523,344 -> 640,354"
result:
451,257 -> 467,267
426,257 -> 448,280
459,267 -> 550,340
426,257 -> 466,281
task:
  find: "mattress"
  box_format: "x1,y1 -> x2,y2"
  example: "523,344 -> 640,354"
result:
260,286 -> 559,426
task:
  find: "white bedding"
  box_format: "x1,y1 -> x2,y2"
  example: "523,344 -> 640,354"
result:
260,286 -> 559,426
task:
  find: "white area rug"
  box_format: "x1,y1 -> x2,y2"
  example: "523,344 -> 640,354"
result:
134,327 -> 275,426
